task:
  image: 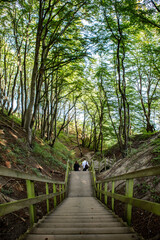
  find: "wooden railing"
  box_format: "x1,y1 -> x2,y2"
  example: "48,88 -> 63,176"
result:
0,161 -> 70,226
91,162 -> 160,225
94,158 -> 114,173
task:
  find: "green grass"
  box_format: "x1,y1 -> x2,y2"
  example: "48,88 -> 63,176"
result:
151,135 -> 160,165
52,140 -> 75,160
1,186 -> 13,196
33,141 -> 72,170
136,179 -> 160,203
9,113 -> 21,125
31,167 -> 41,176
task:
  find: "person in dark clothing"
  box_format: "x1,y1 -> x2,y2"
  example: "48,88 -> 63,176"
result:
74,161 -> 80,171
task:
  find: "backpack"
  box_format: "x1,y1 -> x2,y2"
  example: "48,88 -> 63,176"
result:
85,164 -> 89,169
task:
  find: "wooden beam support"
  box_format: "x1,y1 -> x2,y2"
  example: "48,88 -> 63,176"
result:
112,181 -> 115,212
104,182 -> 108,205
97,183 -> 100,199
59,184 -> 62,202
26,180 -> 36,226
125,179 -> 134,225
46,182 -> 49,213
99,183 -> 102,201
53,183 -> 57,208
62,184 -> 65,200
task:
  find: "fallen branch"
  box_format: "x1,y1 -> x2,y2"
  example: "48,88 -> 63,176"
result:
0,192 -> 16,203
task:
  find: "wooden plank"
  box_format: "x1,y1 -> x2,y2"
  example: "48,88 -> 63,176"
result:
46,182 -> 50,213
104,182 -> 108,205
112,181 -> 115,212
100,190 -> 160,216
125,179 -> 134,225
96,165 -> 160,183
0,166 -> 64,184
26,180 -> 36,225
26,233 -> 138,240
0,191 -> 65,216
31,227 -> 132,234
53,183 -> 57,208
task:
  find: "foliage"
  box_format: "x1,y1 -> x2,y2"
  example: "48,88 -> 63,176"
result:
33,141 -> 68,170
1,186 -> 13,196
0,0 -> 160,156
31,167 -> 41,177
52,140 -> 75,161
151,135 -> 160,164
136,178 -> 160,203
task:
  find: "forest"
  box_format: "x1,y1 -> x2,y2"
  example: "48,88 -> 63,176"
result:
0,0 -> 160,158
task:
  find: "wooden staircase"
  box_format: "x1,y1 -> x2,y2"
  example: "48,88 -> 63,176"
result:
25,172 -> 140,240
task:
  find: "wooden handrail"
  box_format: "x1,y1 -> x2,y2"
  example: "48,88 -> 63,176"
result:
0,166 -> 64,184
0,161 -> 70,226
96,165 -> 160,183
91,163 -> 160,226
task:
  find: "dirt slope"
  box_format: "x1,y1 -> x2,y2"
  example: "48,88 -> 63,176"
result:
97,133 -> 160,240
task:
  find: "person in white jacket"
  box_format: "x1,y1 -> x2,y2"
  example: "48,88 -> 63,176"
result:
82,160 -> 89,171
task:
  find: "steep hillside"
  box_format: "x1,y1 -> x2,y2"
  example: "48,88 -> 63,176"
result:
97,133 -> 160,240
0,111 -> 76,240
0,111 -> 76,179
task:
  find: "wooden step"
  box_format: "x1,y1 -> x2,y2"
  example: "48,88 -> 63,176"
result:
26,233 -> 139,240
24,172 -> 139,240
37,222 -> 123,228
52,212 -> 113,216
45,215 -> 117,219
53,211 -> 110,215
31,227 -> 132,234
39,219 -> 122,224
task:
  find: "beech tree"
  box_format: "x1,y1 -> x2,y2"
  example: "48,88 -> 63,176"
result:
0,0 -> 160,157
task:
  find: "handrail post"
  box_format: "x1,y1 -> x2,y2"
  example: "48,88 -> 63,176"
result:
97,183 -> 100,199
62,184 -> 65,200
53,183 -> 57,208
125,179 -> 134,225
91,160 -> 97,196
59,184 -> 62,202
92,161 -> 96,185
65,160 -> 70,196
26,180 -> 36,226
46,182 -> 49,213
99,183 -> 102,201
104,182 -> 108,205
112,181 -> 115,212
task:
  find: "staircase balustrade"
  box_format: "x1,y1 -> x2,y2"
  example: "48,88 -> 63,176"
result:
0,160 -> 70,226
91,162 -> 160,226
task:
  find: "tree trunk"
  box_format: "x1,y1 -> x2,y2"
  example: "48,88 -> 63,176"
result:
82,106 -> 86,147
24,1 -> 43,145
8,66 -> 19,116
75,106 -> 83,157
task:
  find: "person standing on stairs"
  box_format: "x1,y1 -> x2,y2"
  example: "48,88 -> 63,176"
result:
82,159 -> 89,171
74,161 -> 80,171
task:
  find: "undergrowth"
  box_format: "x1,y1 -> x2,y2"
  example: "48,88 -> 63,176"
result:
151,135 -> 160,165
33,139 -> 74,170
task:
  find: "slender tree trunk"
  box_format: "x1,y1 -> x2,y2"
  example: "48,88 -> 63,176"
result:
88,121 -> 93,148
93,119 -> 98,152
138,72 -> 154,132
82,106 -> 86,147
13,86 -> 20,113
23,38 -> 28,126
66,103 -> 71,135
24,1 -> 43,145
2,46 -> 8,112
75,106 -> 83,157
8,66 -> 19,116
